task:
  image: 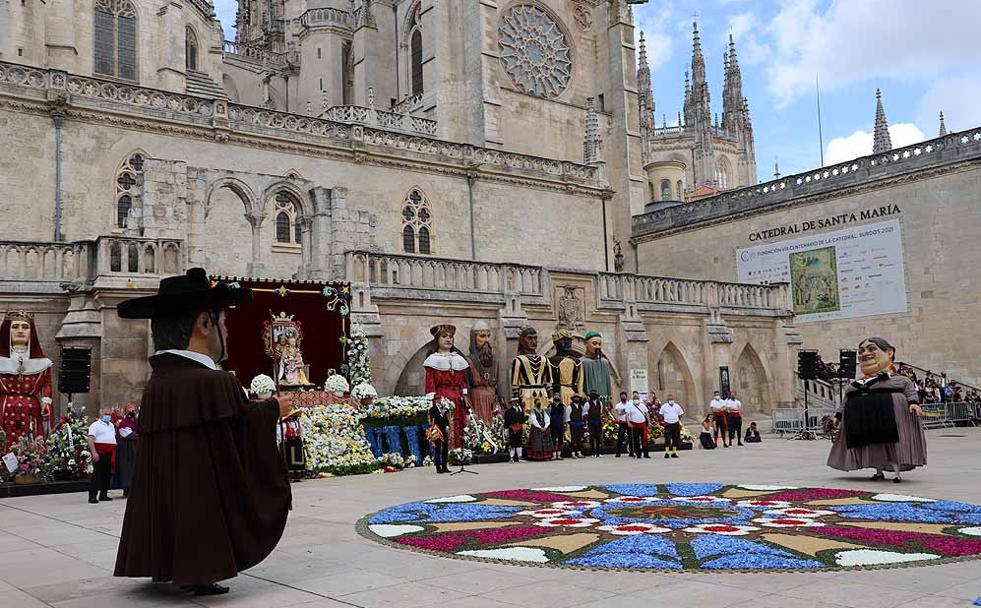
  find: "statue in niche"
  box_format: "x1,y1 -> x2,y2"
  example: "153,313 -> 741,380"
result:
263,312 -> 311,387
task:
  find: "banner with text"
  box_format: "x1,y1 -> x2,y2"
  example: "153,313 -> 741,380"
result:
736,219 -> 908,323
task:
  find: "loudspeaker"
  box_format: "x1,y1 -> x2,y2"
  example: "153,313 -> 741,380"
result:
797,350 -> 820,380
59,346 -> 92,395
839,349 -> 858,380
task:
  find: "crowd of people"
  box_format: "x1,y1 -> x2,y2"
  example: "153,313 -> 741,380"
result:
893,364 -> 979,407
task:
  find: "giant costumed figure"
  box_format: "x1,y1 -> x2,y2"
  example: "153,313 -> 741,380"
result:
581,330 -> 613,403
510,326 -> 553,414
466,321 -> 502,424
423,324 -> 470,449
549,329 -> 583,406
0,311 -> 54,451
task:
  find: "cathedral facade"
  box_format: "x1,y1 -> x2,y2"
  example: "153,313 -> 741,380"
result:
0,0 -> 796,418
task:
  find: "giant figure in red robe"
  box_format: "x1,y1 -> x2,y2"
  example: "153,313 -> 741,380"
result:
424,324 -> 469,449
0,312 -> 53,451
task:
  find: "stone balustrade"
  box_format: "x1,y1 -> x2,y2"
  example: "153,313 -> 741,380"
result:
222,41 -> 291,71
186,0 -> 215,19
298,7 -> 354,31
598,273 -> 787,311
0,237 -> 183,285
321,105 -> 438,137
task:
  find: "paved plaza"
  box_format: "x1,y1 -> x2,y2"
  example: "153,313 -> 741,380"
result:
1,429 -> 980,608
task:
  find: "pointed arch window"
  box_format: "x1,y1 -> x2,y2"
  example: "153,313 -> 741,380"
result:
408,5 -> 424,97
274,191 -> 302,244
94,0 -> 138,81
660,179 -> 671,201
114,152 -> 144,229
714,160 -> 730,189
185,27 -> 199,71
401,188 -> 433,255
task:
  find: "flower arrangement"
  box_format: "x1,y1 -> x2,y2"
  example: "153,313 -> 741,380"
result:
324,374 -> 350,395
250,374 -> 276,397
11,436 -> 50,483
422,455 -> 434,467
298,403 -> 378,476
448,447 -> 473,465
360,396 -> 431,427
351,382 -> 378,402
348,321 -> 372,387
379,452 -> 406,470
43,402 -> 92,480
463,415 -> 502,454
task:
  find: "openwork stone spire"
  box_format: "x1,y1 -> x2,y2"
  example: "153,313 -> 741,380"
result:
939,111 -> 948,137
722,34 -> 745,134
872,88 -> 892,154
583,96 -> 601,164
637,32 -> 655,134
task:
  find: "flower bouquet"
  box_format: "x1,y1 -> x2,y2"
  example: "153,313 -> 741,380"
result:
422,455 -> 434,467
43,402 -> 92,480
11,436 -> 50,484
351,382 -> 378,402
298,403 -> 379,476
250,374 -> 276,398
361,396 -> 431,428
324,374 -> 350,396
448,447 -> 473,466
348,321 -> 373,386
378,452 -> 406,471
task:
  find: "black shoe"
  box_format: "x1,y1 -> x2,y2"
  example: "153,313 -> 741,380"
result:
88,497 -> 99,504
893,477 -> 902,484
99,495 -> 112,502
664,453 -> 670,459
738,442 -> 744,446
643,454 -> 651,459
670,453 -> 679,459
184,583 -> 229,596
615,454 -> 621,458
870,472 -> 885,481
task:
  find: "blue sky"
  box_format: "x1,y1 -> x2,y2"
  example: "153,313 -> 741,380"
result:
214,0 -> 981,182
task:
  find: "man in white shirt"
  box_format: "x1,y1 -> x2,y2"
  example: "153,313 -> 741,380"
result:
625,394 -> 649,458
709,390 -> 729,448
659,395 -> 685,459
726,391 -> 744,447
613,392 -> 633,457
86,407 -> 118,504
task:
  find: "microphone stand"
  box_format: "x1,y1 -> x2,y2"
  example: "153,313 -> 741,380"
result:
450,406 -> 478,476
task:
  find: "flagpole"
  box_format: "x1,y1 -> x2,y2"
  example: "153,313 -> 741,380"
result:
816,74 -> 825,167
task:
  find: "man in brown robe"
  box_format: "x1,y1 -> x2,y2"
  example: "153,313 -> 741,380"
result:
114,268 -> 296,596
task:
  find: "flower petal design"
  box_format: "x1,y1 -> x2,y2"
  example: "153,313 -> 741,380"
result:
738,484 -> 800,491
871,493 -> 937,503
534,517 -> 599,528
603,496 -> 661,504
425,495 -> 477,504
959,526 -> 981,537
736,499 -> 793,508
518,508 -> 579,518
684,523 -> 759,536
672,495 -> 731,504
834,549 -> 940,567
367,524 -> 424,538
458,547 -> 549,562
754,517 -> 825,528
764,507 -> 835,518
597,523 -> 671,535
550,500 -> 602,510
531,486 -> 586,492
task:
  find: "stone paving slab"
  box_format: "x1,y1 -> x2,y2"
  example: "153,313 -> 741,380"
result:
0,429 -> 979,608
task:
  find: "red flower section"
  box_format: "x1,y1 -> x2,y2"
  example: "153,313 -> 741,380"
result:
763,489 -> 866,502
705,525 -> 740,533
820,526 -> 981,557
484,489 -> 578,503
395,525 -> 544,552
921,538 -> 981,557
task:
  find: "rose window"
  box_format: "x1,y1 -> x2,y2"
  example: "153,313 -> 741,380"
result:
498,5 -> 572,99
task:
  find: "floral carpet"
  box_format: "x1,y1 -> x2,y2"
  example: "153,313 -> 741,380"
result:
357,483 -> 981,571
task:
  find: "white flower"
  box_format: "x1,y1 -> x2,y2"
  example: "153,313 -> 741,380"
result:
425,495 -> 477,504
834,549 -> 939,567
250,374 -> 276,396
957,526 -> 981,537
870,493 -> 936,503
324,374 -> 350,394
534,517 -> 599,528
368,524 -> 424,538
683,523 -> 759,536
549,500 -> 601,510
518,508 -> 581,518
352,383 -> 378,400
531,485 -> 587,492
603,496 -> 660,504
458,547 -> 549,563
597,523 -> 671,535
762,507 -> 834,518
753,517 -> 825,528
671,496 -> 731,504
736,499 -> 792,509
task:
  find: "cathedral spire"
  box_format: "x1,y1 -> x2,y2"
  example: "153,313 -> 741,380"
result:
722,33 -> 745,134
872,88 -> 892,154
637,32 -> 655,134
938,111 -> 948,137
690,21 -> 706,88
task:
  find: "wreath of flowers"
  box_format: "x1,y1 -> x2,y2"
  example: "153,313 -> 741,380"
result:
359,483 -> 981,572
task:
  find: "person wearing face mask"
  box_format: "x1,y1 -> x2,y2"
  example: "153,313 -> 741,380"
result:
614,392 -> 633,457
659,395 -> 684,459
113,269 -> 297,596
86,407 -> 118,504
626,392 -> 649,458
827,337 -> 926,483
114,404 -> 139,498
548,391 -> 566,460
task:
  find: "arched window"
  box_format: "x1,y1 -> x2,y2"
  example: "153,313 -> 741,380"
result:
273,191 -> 301,244
341,41 -> 354,105
94,0 -> 138,81
714,159 -> 730,189
185,27 -> 198,71
676,179 -> 684,199
408,6 -> 423,97
659,179 -> 671,201
401,187 -> 433,254
114,152 -> 144,229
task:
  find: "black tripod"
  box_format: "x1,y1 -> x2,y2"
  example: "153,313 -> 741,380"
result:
449,461 -> 478,476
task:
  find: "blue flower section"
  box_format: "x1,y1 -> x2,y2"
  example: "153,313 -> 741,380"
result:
701,554 -> 825,570
567,533 -> 681,569
691,535 -> 792,560
831,504 -> 963,524
666,483 -> 724,497
601,483 -> 660,496
591,500 -> 755,529
923,500 -> 981,514
369,502 -> 522,525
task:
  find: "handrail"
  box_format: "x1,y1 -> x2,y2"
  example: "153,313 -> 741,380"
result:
895,361 -> 980,393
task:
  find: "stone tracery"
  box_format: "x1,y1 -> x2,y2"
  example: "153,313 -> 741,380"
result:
498,4 -> 572,99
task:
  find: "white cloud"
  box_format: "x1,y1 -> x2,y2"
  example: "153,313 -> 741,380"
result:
764,0 -> 981,108
635,2 -> 678,73
915,71 -> 981,136
725,12 -> 769,66
825,123 -> 925,165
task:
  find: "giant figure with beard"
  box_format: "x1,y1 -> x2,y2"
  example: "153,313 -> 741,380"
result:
466,321 -> 502,424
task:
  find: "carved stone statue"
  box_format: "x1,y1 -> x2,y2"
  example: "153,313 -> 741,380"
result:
466,320 -> 501,424
0,312 -> 54,451
549,329 -> 583,406
581,330 -> 612,402
510,326 -> 553,414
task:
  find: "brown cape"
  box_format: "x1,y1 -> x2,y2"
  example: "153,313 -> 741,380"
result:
114,353 -> 290,586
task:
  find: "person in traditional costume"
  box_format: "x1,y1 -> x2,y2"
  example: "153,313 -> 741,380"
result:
114,404 -> 139,498
709,390 -> 729,448
504,396 -> 526,462
626,392 -> 650,458
548,390 -> 566,459
585,391 -> 604,457
581,331 -> 612,403
726,391 -> 744,447
0,312 -> 54,451
827,337 -> 926,483
549,329 -> 584,407
660,395 -> 684,459
423,324 -> 470,449
527,398 -> 553,460
510,326 -> 553,414
114,268 -> 296,596
613,391 -> 633,457
427,398 -> 450,473
86,406 -> 117,503
466,321 -> 502,424
699,416 -> 717,449
567,395 -> 586,458
744,421 -> 762,443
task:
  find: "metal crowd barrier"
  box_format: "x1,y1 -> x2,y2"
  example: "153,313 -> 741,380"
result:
770,406 -> 836,437
918,402 -> 975,429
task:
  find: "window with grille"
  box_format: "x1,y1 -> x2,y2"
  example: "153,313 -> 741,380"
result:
94,0 -> 138,81
401,188 -> 433,254
114,152 -> 144,229
273,191 -> 302,244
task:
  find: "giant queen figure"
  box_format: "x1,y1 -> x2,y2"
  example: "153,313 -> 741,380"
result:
510,326 -> 553,414
423,324 -> 470,448
0,312 -> 54,450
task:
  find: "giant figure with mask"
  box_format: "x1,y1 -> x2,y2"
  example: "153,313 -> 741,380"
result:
423,324 -> 470,449
581,330 -> 613,403
549,329 -> 583,406
466,321 -> 502,424
510,326 -> 553,414
0,312 -> 53,451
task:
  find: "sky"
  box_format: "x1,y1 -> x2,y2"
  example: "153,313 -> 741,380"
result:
213,0 -> 981,182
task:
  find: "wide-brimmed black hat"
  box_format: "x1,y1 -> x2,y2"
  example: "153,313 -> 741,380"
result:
117,268 -> 252,319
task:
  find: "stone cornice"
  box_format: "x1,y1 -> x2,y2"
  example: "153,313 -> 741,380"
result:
632,129 -> 981,243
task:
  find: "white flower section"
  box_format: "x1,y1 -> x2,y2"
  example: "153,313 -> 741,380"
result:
249,374 -> 276,395
549,500 -> 601,510
597,523 -> 671,536
324,374 -> 350,394
753,517 -> 825,528
871,493 -> 936,503
738,484 -> 799,491
671,496 -> 731,504
834,549 -> 940,567
534,517 -> 599,529
958,526 -> 981,537
424,495 -> 476,504
763,507 -> 835,518
458,547 -> 549,563
736,499 -> 792,509
531,486 -> 586,492
368,524 -> 424,538
683,523 -> 758,536
603,496 -> 661,504
517,508 -> 580,518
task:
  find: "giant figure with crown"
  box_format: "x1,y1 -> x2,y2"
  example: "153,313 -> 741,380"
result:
0,312 -> 54,451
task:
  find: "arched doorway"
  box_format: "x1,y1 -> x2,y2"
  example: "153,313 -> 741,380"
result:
204,182 -> 254,276
653,342 -> 694,409
733,344 -> 770,415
